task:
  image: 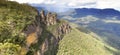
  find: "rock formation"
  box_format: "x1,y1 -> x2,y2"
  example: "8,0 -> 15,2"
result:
37,10 -> 57,26
57,23 -> 71,35
40,10 -> 46,23
46,12 -> 57,26
23,10 -> 71,55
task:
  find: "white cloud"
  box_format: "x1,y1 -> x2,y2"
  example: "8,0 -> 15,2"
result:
96,0 -> 120,10
102,20 -> 120,24
44,1 -> 56,4
75,15 -> 99,24
68,2 -> 77,7
10,0 -> 120,11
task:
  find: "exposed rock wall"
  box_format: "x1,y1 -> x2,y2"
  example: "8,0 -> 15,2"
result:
46,12 -> 57,26
39,10 -> 57,26
57,23 -> 71,35
23,10 -> 71,55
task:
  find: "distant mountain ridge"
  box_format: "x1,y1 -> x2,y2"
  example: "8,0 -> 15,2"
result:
35,6 -> 120,20
61,8 -> 120,50
74,8 -> 120,19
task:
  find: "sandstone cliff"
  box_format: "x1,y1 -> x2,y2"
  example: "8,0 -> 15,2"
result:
23,10 -> 71,55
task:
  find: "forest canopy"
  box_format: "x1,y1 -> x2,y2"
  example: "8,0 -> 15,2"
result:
0,0 -> 37,54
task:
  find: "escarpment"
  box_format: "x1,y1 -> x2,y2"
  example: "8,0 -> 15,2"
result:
23,10 -> 71,55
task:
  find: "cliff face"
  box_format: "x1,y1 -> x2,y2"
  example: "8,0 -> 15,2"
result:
23,10 -> 71,55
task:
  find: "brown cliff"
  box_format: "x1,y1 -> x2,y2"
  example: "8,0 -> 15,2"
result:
22,10 -> 71,55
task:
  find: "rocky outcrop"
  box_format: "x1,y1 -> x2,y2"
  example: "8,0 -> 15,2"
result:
38,10 -> 57,26
57,23 -> 71,35
46,12 -> 57,26
40,10 -> 46,23
23,10 -> 71,55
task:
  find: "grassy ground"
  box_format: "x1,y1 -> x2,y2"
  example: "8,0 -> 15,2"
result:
57,28 -> 118,55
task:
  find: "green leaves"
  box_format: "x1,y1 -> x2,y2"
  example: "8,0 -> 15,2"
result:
0,43 -> 21,55
0,0 -> 38,55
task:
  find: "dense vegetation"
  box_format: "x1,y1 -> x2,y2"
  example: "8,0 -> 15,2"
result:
0,0 -> 37,54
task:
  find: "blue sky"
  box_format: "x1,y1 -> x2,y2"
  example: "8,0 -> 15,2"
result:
10,0 -> 120,12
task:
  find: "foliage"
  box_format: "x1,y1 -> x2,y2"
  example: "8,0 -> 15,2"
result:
0,0 -> 37,54
0,43 -> 21,55
0,0 -> 37,43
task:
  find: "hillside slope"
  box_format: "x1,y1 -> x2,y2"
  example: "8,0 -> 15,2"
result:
0,0 -> 38,55
57,26 -> 119,55
1,0 -> 120,55
0,0 -> 72,55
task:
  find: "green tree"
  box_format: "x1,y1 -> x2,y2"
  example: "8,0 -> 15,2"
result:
0,43 -> 21,55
